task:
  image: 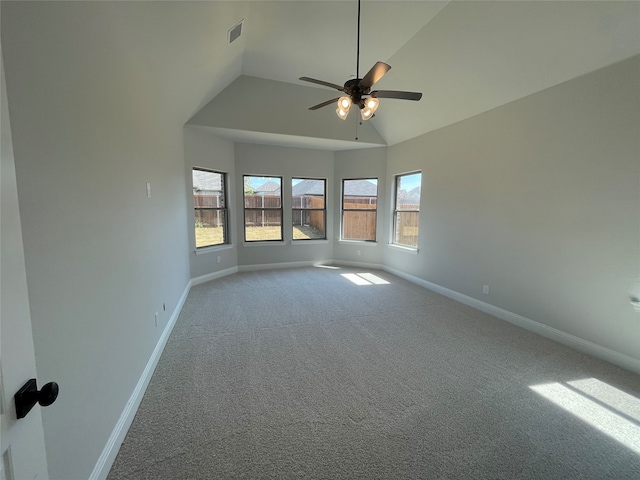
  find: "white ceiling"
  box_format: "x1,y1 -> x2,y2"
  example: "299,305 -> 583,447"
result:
241,1 -> 449,85
4,1 -> 638,150
208,0 -> 640,148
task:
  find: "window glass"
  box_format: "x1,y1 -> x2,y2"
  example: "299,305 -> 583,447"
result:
342,179 -> 378,241
193,169 -> 227,248
393,172 -> 421,248
292,178 -> 326,240
243,175 -> 283,242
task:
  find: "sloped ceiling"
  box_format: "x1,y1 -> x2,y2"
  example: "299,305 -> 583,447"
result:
187,76 -> 387,151
3,1 -> 639,150
191,0 -> 640,149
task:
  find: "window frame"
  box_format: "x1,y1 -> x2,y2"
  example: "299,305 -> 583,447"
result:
292,177 -> 327,241
392,171 -> 421,249
341,177 -> 378,242
243,174 -> 284,243
193,167 -> 229,249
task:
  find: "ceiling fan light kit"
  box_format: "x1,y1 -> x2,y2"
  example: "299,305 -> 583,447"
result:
336,96 -> 352,120
360,96 -> 379,120
300,0 -> 422,123
339,97 -> 352,110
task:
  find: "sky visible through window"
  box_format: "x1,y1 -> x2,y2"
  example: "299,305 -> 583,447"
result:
399,172 -> 421,192
245,176 -> 281,190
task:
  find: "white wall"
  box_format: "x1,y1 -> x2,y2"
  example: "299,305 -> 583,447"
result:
1,4 -> 191,479
385,56 -> 640,362
184,127 -> 239,279
3,3 -> 638,478
333,147 -> 388,265
234,143 -> 335,267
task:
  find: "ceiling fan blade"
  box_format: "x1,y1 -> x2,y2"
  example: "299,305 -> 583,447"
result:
359,62 -> 391,89
299,77 -> 345,92
309,98 -> 340,111
370,90 -> 423,101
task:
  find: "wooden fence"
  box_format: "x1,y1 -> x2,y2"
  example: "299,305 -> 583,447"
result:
194,194 -> 224,227
244,195 -> 282,226
344,196 -> 377,207
394,205 -> 419,246
292,196 -> 325,231
342,197 -> 377,240
195,194 -> 418,244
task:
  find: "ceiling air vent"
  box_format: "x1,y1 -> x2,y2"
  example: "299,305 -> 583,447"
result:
228,20 -> 243,45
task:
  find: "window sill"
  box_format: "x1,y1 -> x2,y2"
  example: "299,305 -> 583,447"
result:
387,243 -> 419,254
242,241 -> 285,247
291,239 -> 329,245
338,240 -> 378,247
194,244 -> 234,255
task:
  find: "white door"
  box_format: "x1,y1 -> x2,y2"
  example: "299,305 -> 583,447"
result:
1,49 -> 49,480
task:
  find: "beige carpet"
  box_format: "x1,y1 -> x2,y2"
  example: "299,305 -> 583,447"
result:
108,266 -> 640,479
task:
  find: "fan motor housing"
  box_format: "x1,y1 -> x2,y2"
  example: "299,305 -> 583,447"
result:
343,78 -> 368,107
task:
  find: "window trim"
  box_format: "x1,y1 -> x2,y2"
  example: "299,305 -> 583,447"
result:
292,177 -> 327,241
341,177 -> 378,242
243,174 -> 284,243
194,243 -> 235,255
391,171 -> 421,249
193,167 -> 229,250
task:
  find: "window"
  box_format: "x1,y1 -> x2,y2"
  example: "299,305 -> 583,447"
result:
292,178 -> 326,240
392,172 -> 421,248
243,175 -> 283,242
341,178 -> 378,241
193,168 -> 228,248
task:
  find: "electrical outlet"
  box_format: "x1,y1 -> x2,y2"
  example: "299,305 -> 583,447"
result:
357,250 -> 361,256
483,285 -> 489,295
217,256 -> 221,264
155,312 -> 159,327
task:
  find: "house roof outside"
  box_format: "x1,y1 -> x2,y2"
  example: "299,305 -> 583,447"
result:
193,169 -> 222,193
254,180 -> 282,195
398,186 -> 420,206
344,179 -> 378,197
292,179 -> 325,197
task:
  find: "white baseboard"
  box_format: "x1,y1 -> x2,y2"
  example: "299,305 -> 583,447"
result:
384,266 -> 640,375
91,261 -> 640,480
191,266 -> 239,286
89,281 -> 191,480
332,260 -> 384,270
237,260 -> 333,272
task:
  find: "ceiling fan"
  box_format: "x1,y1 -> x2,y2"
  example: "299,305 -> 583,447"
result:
300,0 -> 422,121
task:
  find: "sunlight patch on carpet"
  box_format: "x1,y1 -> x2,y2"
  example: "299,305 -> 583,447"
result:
341,272 -> 390,285
530,380 -> 640,455
568,378 -> 640,423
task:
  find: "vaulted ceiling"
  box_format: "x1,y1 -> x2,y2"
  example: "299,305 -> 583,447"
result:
3,1 -> 639,150
193,0 -> 640,148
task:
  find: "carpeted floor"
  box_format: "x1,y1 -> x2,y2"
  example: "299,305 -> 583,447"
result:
108,266 -> 640,479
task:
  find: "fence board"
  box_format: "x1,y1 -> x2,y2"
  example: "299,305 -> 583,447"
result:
244,194 -> 282,226
395,206 -> 419,246
194,194 -> 223,208
343,196 -> 377,209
